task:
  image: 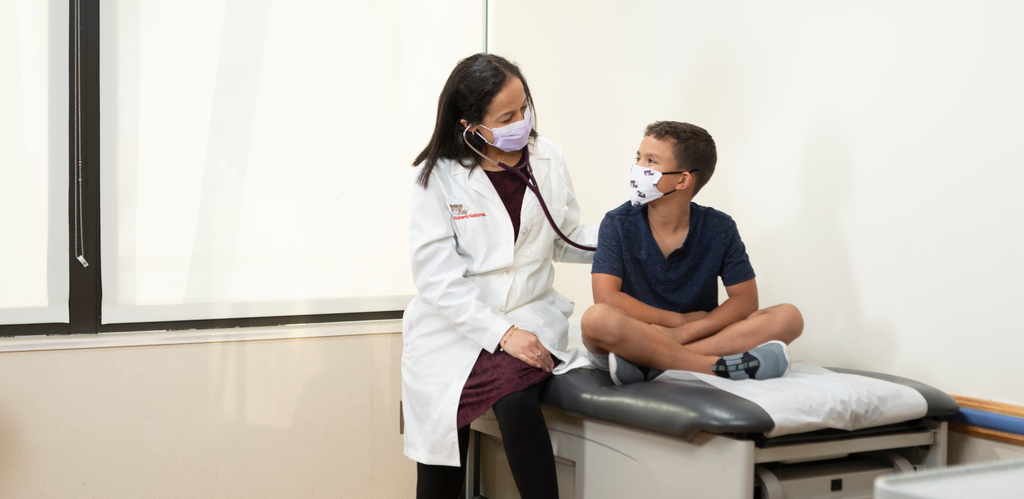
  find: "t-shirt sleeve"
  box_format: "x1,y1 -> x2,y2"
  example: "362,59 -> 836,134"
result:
720,218 -> 756,286
591,214 -> 625,278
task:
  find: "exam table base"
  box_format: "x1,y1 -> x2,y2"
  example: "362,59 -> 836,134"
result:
467,409 -> 947,499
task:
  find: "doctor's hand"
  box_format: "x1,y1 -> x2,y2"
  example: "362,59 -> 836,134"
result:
500,327 -> 554,373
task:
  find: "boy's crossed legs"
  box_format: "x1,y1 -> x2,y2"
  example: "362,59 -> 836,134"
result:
581,303 -> 803,383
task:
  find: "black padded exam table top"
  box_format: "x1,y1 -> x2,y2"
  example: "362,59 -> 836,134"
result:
539,367 -> 959,442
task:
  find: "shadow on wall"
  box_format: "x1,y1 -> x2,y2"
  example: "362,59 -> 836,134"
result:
755,125 -> 897,371
203,333 -> 413,497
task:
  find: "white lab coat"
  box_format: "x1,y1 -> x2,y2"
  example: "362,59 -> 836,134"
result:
402,136 -> 598,466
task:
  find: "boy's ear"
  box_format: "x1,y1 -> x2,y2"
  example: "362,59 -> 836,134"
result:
674,171 -> 693,192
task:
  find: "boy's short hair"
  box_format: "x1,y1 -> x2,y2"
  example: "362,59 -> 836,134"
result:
644,121 -> 717,195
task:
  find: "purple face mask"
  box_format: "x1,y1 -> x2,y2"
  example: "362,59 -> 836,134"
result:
475,107 -> 532,152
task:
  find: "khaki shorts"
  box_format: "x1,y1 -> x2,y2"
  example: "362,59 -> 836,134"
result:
586,347 -> 609,371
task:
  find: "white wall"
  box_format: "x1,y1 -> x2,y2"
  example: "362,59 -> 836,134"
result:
491,1 -> 1024,405
0,325 -> 414,498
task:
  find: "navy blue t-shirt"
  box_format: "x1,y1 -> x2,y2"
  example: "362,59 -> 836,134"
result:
592,202 -> 755,313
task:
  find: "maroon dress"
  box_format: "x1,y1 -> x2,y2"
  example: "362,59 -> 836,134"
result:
456,151 -> 554,429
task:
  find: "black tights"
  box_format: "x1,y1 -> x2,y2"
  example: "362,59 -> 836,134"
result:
416,384 -> 558,499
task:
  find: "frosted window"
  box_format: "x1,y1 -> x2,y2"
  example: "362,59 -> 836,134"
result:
100,0 -> 483,323
0,0 -> 69,325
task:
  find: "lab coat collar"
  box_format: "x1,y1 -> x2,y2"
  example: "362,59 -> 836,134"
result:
466,165 -> 504,210
527,139 -> 551,189
454,137 -> 552,219
449,137 -> 551,176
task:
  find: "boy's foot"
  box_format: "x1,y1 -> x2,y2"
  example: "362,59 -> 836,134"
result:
609,353 -> 646,386
712,341 -> 791,381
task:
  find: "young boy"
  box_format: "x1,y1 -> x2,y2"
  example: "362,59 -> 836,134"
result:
582,121 -> 803,385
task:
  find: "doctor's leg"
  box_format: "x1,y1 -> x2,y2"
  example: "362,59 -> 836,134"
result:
492,383 -> 559,499
416,425 -> 470,499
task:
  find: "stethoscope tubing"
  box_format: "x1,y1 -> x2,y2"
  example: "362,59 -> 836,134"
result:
462,131 -> 597,252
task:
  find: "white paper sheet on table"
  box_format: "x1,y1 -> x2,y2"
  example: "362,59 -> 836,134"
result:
654,362 -> 929,438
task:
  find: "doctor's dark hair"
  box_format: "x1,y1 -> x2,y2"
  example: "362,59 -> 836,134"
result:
644,121 -> 717,195
414,53 -> 538,187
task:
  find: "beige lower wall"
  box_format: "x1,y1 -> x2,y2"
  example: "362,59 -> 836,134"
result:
0,327 -> 415,498
948,431 -> 1024,467
5,322 -> 1020,498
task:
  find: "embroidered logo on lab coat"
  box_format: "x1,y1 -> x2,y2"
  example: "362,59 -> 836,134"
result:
449,204 -> 486,220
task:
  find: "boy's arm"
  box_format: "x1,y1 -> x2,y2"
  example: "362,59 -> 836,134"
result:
666,278 -> 759,344
593,273 -> 694,328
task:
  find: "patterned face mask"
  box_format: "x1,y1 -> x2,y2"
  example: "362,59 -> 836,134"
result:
628,164 -> 701,206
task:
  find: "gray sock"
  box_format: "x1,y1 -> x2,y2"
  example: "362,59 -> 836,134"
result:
609,353 -> 646,385
712,352 -> 758,380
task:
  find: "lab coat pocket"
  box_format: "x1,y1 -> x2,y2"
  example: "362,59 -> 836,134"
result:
401,372 -> 459,456
556,205 -> 568,225
551,289 -> 575,319
548,205 -> 568,239
450,208 -> 500,268
522,205 -> 566,260
402,304 -> 461,384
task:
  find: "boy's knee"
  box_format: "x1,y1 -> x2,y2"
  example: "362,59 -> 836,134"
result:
581,303 -> 618,340
776,303 -> 804,342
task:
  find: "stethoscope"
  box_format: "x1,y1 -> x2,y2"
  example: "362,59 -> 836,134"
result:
462,127 -> 597,252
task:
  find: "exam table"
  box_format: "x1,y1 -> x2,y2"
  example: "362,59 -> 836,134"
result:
467,367 -> 958,499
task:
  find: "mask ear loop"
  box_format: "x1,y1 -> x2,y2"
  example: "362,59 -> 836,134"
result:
462,126 -> 504,165
656,168 -> 703,195
474,129 -> 493,146
462,126 -> 596,252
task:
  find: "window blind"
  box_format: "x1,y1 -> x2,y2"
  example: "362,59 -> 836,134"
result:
0,0 -> 69,325
99,0 -> 483,323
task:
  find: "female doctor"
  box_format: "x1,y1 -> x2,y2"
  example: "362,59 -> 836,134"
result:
404,53 -> 597,499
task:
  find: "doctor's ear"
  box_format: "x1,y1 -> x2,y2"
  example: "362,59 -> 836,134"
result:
460,119 -> 476,133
